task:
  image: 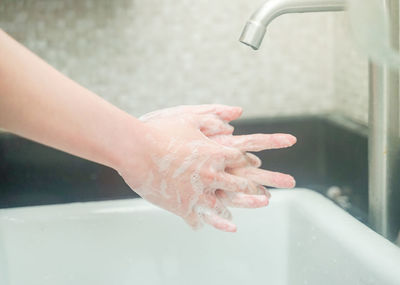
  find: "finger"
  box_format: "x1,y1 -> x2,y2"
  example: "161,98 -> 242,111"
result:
186,104 -> 243,122
213,173 -> 258,194
223,147 -> 249,168
197,207 -> 237,232
211,133 -> 297,152
242,183 -> 270,196
230,167 -> 296,189
259,185 -> 272,199
198,115 -> 234,136
201,193 -> 232,220
216,191 -> 269,208
183,213 -> 203,230
213,197 -> 233,220
210,136 -> 262,167
245,153 -> 262,167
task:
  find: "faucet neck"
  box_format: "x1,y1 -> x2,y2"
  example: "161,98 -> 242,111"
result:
240,0 -> 346,50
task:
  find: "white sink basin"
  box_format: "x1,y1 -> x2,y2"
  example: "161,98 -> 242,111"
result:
1,189 -> 399,285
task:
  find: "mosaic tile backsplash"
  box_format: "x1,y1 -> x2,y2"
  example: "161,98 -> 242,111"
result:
0,0 -> 367,123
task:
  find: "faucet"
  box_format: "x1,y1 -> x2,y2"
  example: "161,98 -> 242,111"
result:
239,0 -> 346,50
240,0 -> 400,241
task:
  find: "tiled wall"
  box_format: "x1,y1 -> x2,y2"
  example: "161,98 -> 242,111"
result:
0,0 -> 368,123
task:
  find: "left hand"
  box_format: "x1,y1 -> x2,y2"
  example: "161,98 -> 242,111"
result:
140,104 -> 296,209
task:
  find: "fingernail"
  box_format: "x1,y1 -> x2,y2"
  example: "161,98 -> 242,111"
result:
223,222 -> 237,232
233,106 -> 243,115
258,195 -> 269,206
275,134 -> 297,147
287,177 -> 296,188
229,224 -> 238,232
288,134 -> 297,145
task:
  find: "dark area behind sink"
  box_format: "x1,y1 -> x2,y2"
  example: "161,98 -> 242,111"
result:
0,115 -> 369,222
234,115 -> 369,223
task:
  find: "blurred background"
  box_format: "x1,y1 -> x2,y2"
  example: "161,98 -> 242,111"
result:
0,0 -> 367,122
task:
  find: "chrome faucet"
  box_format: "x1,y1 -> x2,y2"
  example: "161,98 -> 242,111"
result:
239,0 -> 346,50
240,0 -> 400,241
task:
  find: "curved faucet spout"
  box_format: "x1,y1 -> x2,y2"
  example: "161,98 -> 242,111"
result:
239,0 -> 346,50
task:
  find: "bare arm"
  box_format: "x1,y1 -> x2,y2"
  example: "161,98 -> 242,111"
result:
0,29 -> 144,170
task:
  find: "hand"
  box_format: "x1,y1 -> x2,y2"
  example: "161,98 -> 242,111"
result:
140,105 -> 296,209
139,104 -> 242,136
210,133 -> 296,207
119,105 -> 260,232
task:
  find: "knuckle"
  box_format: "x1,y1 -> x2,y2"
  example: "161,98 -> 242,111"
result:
201,169 -> 216,184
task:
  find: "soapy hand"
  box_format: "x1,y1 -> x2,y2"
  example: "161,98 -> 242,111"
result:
121,105 -> 296,232
120,106 -> 257,232
140,105 -> 296,207
210,133 -> 296,207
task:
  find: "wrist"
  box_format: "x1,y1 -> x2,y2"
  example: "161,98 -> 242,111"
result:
107,114 -> 151,179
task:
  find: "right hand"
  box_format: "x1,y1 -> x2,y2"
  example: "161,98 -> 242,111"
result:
120,105 -> 296,232
120,107 -> 261,232
140,105 -> 296,209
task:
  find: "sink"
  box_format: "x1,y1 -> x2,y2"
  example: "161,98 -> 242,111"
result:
1,189 -> 399,285
0,115 -> 372,224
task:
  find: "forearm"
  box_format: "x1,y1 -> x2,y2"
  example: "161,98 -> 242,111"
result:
0,29 -> 145,169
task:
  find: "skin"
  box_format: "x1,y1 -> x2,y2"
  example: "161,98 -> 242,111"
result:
137,106 -> 296,231
0,29 -> 296,232
140,107 -> 297,221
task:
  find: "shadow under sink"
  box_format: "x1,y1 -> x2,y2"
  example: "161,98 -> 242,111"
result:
0,114 -> 380,227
